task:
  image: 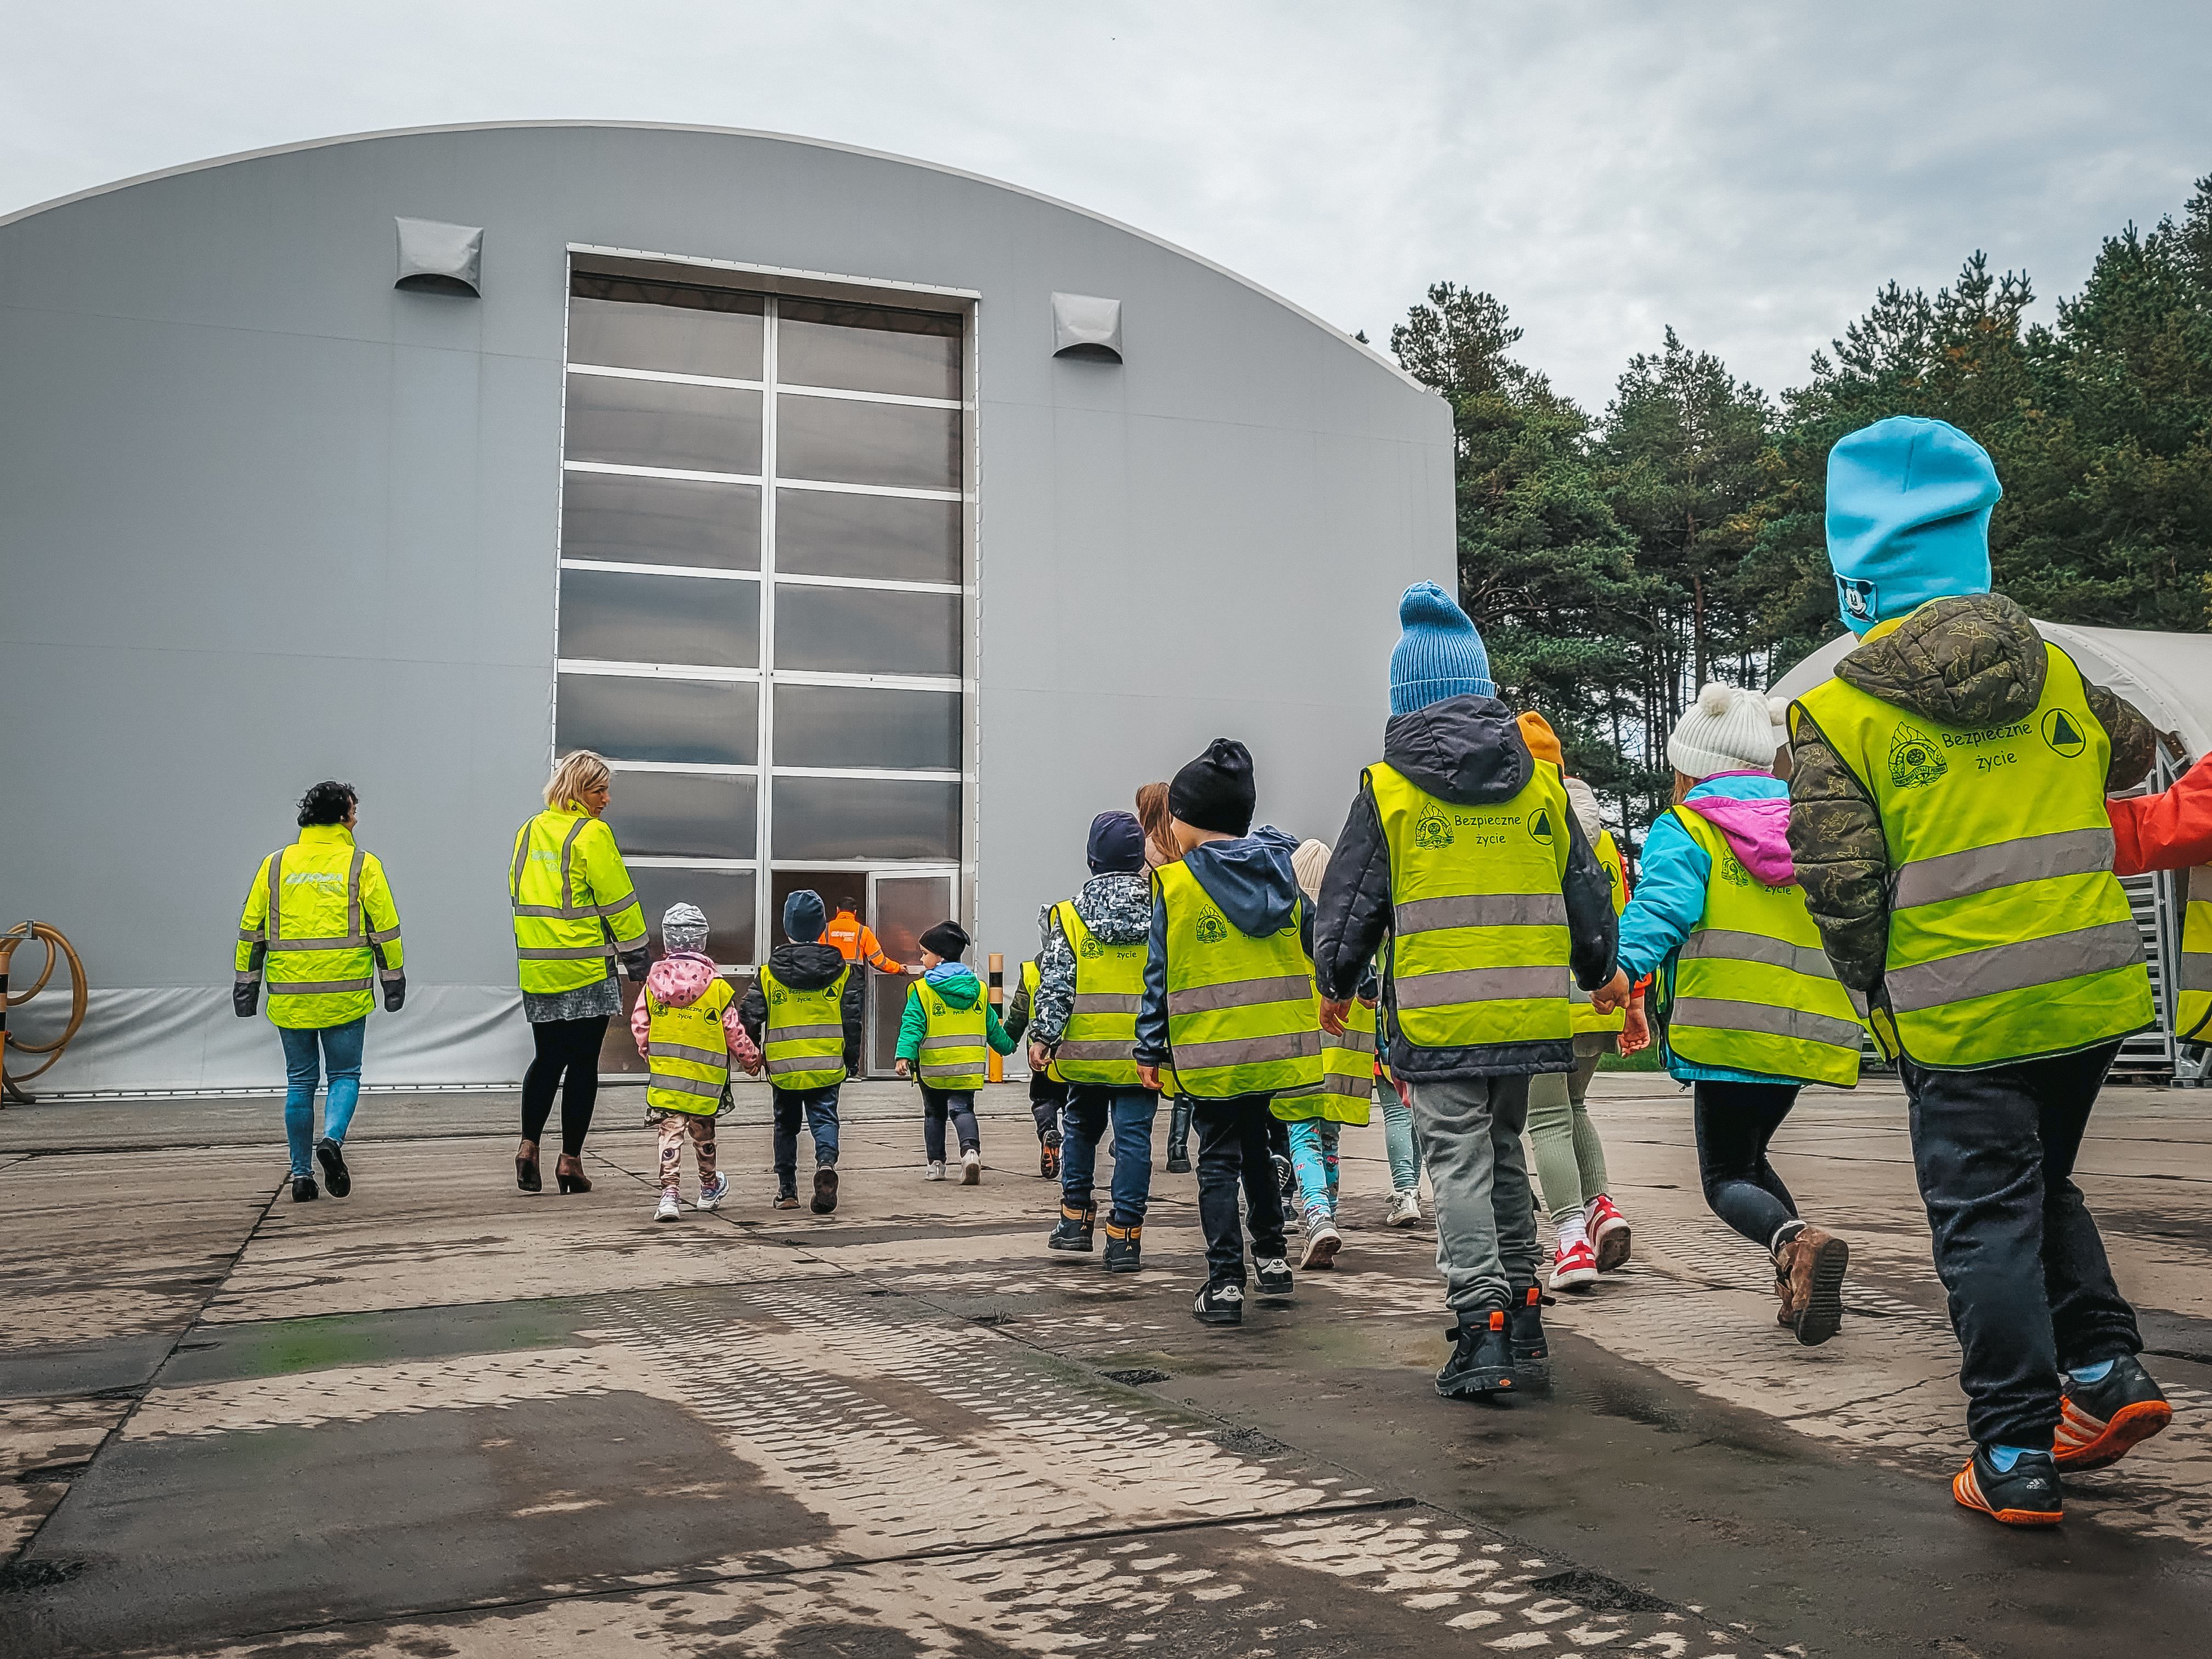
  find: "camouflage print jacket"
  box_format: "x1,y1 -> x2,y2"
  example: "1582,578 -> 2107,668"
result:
1784,593 -> 2155,992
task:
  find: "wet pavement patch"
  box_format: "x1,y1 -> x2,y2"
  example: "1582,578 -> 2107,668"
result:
1101,1368 -> 1171,1385
1525,1567 -> 1676,1611
154,1299 -> 591,1387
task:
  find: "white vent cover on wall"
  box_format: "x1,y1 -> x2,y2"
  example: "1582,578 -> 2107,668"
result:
394,217 -> 484,297
1051,292 -> 1122,361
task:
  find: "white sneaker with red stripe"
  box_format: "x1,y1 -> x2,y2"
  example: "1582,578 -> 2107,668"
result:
1587,1193 -> 1633,1272
1548,1237 -> 1599,1290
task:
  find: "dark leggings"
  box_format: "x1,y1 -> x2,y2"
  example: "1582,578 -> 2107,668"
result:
921,1086 -> 981,1163
522,1015 -> 609,1156
1029,1075 -> 1068,1142
1692,1079 -> 1804,1251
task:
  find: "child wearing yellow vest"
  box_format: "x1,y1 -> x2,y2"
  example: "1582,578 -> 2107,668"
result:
628,903 -> 754,1222
894,921 -> 1017,1183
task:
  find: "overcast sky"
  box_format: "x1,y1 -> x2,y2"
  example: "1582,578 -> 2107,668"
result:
5,1 -> 2208,409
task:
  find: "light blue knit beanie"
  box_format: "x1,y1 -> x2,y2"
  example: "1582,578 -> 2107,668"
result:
1826,416 -> 2000,635
1389,582 -> 1495,716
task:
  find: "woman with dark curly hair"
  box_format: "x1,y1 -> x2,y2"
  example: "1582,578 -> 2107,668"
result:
234,780 -> 407,1203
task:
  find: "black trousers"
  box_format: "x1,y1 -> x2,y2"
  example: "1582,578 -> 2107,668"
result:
521,1015 -> 608,1156
1193,1093 -> 1289,1284
1029,1073 -> 1068,1141
1904,1039 -> 2141,1448
1692,1080 -> 1804,1250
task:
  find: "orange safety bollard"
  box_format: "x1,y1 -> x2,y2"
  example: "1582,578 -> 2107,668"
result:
986,952 -> 1006,1082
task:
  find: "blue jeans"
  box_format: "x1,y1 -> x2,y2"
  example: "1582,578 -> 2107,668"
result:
773,1085 -> 840,1194
1286,1119 -> 1340,1222
279,1018 -> 364,1178
1060,1086 -> 1159,1223
1383,1091 -> 1425,1193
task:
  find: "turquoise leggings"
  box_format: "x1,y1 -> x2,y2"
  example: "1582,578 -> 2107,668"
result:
1286,1119 -> 1340,1221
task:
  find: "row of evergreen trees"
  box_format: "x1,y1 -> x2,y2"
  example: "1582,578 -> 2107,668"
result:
1392,173 -> 2212,849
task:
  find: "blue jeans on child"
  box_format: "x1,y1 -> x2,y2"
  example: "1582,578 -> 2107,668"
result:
1286,1119 -> 1341,1222
773,1086 -> 841,1195
279,1018 -> 365,1179
1060,1086 -> 1159,1222
920,1086 -> 980,1163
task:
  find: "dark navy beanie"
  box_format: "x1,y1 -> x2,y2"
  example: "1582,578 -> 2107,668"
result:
1086,810 -> 1147,874
919,921 -> 969,960
782,889 -> 826,944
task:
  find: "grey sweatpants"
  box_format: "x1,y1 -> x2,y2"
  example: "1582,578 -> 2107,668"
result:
1407,1073 -> 1539,1315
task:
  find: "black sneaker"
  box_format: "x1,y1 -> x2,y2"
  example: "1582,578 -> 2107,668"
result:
1103,1217 -> 1143,1273
1048,1203 -> 1096,1252
1164,1148 -> 1192,1175
811,1167 -> 839,1215
2056,1356 -> 2173,1471
290,1176 -> 319,1203
1273,1153 -> 1295,1197
1953,1445 -> 2063,1526
1040,1128 -> 1062,1181
1193,1279 -> 1245,1325
315,1137 -> 351,1198
1437,1310 -> 1517,1398
1508,1285 -> 1554,1376
1255,1257 -> 1293,1296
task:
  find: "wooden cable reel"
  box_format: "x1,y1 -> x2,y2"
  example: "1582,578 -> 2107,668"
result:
2,922 -> 87,1105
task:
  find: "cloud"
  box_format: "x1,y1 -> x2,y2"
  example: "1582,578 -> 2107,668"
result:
3,0 -> 2205,407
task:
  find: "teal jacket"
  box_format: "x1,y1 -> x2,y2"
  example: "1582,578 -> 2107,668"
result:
895,964 -> 1017,1065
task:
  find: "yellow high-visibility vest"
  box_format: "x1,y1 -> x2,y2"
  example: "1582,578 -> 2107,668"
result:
1368,760 -> 1573,1051
1156,861 -> 1322,1098
1048,900 -> 1146,1088
507,808 -> 647,996
911,982 -> 989,1090
645,978 -> 733,1115
1792,635 -> 2152,1067
760,965 -> 850,1091
234,823 -> 403,1030
1274,991 -> 1375,1125
2180,866 -> 2211,1041
1571,828 -> 1629,1036
1663,808 -> 1864,1087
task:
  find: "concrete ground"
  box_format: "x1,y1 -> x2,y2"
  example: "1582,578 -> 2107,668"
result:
4,1072 -> 2210,1657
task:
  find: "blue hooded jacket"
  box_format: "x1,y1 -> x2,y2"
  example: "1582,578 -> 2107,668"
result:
1134,825 -> 1313,1066
1826,416 -> 2000,635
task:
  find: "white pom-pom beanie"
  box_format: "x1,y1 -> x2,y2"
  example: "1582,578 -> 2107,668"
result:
1667,682 -> 1778,778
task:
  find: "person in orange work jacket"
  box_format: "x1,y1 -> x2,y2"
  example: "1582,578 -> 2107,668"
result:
2108,749 -> 2212,877
822,898 -> 911,975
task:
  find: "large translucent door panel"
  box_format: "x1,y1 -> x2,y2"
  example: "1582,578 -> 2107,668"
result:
869,872 -> 953,1076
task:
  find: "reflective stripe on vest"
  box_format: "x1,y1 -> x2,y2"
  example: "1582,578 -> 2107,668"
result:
912,983 -> 989,1090
760,966 -> 850,1091
1663,807 -> 1863,1087
1792,639 -> 2153,1068
1048,900 -> 1147,1088
1571,829 -> 1629,1036
1367,760 -> 1573,1052
1274,992 -> 1376,1125
507,809 -> 647,997
645,977 -> 735,1115
1156,861 -> 1322,1098
2179,866 -> 2212,1042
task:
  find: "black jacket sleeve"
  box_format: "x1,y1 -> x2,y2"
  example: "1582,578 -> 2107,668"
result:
840,970 -> 866,1074
1313,783 -> 1394,1002
738,983 -> 766,1047
1560,811 -> 1618,991
1134,893 -> 1171,1066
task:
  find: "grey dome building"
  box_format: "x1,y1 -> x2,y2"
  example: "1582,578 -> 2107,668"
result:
0,122 -> 1451,1092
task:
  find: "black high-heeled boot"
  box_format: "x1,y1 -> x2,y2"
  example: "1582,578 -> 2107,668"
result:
1164,1097 -> 1192,1174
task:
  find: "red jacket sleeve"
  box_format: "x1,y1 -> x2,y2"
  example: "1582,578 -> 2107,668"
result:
2109,751 -> 2212,877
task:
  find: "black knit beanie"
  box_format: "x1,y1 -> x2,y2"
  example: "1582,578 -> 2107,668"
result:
918,921 -> 970,960
1169,738 -> 1255,837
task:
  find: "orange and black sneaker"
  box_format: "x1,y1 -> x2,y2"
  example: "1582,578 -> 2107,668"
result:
2055,1356 -> 2172,1471
1953,1446 -> 2063,1527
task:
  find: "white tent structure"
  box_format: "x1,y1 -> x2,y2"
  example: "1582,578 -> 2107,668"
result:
1769,622 -> 2212,1084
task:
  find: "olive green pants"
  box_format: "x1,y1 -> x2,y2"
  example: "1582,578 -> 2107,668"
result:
1526,1039 -> 1609,1222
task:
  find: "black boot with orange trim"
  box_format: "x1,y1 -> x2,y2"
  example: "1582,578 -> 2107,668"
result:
1103,1216 -> 1143,1273
1508,1284 -> 1554,1381
2055,1356 -> 2172,1471
1047,1201 -> 1096,1252
1952,1445 -> 2063,1527
1437,1308 -> 1517,1400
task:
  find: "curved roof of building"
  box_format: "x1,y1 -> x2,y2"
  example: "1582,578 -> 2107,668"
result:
0,119 -> 1430,396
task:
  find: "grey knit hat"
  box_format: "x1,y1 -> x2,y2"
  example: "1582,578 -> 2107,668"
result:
661,902 -> 710,955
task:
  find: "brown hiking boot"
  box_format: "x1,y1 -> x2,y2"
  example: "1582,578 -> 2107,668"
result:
1781,1224 -> 1848,1347
1773,1260 -> 1797,1328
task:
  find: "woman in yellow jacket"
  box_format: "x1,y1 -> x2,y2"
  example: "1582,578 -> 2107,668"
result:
510,751 -> 648,1194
